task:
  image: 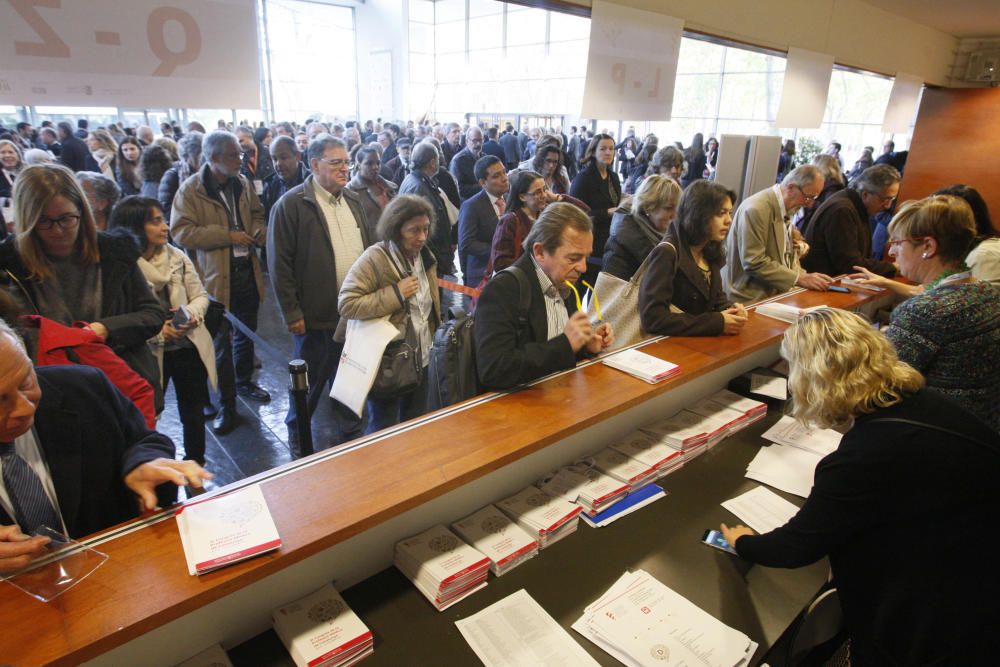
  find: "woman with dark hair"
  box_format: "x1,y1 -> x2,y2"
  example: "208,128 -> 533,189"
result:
704,137 -> 719,180
138,145 -> 174,199
624,142 -> 659,195
570,133 -> 620,270
252,126 -> 275,181
109,195 -> 216,464
339,194 -> 441,432
638,180 -> 747,336
116,136 -> 143,196
776,139 -> 796,182
348,145 -> 397,230
532,144 -> 572,194
681,132 -> 706,189
935,183 -> 999,286
617,135 -> 639,181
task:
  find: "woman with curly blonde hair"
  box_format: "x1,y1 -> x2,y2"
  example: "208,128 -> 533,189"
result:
721,308 -> 1000,666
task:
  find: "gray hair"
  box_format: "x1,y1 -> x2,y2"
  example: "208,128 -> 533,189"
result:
633,174 -> 681,217
306,134 -> 347,163
202,130 -> 238,162
177,131 -> 203,162
376,194 -> 434,244
0,318 -> 26,354
23,148 -> 54,165
522,202 -> 593,254
410,141 -> 439,170
782,164 -> 823,190
852,164 -> 901,194
75,171 -> 122,210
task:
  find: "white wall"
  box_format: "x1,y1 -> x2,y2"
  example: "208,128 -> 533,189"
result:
354,0 -> 408,121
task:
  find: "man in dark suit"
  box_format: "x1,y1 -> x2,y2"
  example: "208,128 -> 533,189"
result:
56,121 -> 98,173
499,124 -> 520,170
458,156 -> 509,291
442,123 -> 463,165
0,322 -> 210,565
474,203 -> 614,390
450,126 -> 484,202
483,127 -> 505,161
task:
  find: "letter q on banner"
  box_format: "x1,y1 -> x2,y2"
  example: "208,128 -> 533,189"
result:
0,0 -> 259,109
581,0 -> 684,122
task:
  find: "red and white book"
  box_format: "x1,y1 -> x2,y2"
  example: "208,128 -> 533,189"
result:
452,505 -> 539,577
612,430 -> 685,475
592,446 -> 661,491
642,411 -> 712,453
686,396 -> 750,437
602,349 -> 681,384
539,463 -> 630,516
711,388 -> 768,423
176,484 -> 281,576
272,583 -> 373,667
496,486 -> 582,549
394,525 -> 490,611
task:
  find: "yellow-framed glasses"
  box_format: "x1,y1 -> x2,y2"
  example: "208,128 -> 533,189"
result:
565,280 -> 602,321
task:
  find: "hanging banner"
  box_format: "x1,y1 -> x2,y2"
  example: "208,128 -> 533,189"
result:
775,47 -> 835,129
0,0 -> 260,108
881,73 -> 923,133
581,0 -> 683,121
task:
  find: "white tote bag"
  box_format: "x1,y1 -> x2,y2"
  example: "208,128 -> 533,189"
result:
330,316 -> 401,417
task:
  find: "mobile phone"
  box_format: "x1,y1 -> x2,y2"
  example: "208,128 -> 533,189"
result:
828,285 -> 850,293
171,304 -> 191,328
701,529 -> 738,555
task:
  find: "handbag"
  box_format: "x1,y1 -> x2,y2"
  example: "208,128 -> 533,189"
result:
589,241 -> 678,349
369,245 -> 424,399
203,297 -> 226,338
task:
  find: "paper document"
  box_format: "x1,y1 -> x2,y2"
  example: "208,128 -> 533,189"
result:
456,589 -> 600,667
750,373 -> 787,400
722,486 -> 800,535
745,444 -> 822,498
762,416 -> 841,456
330,316 -> 401,417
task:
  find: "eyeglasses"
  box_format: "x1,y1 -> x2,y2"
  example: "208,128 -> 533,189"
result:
543,158 -> 560,165
36,213 -> 81,231
526,188 -> 548,197
317,157 -> 349,169
866,191 -> 897,204
887,236 -> 931,249
797,186 -> 821,202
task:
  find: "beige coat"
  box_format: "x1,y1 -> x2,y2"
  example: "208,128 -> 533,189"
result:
169,164 -> 266,308
722,186 -> 800,304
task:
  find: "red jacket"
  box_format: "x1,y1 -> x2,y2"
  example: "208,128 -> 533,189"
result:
22,315 -> 157,429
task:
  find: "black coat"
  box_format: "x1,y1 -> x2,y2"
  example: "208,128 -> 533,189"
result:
399,170 -> 455,275
736,389 -> 1000,667
801,189 -> 895,277
602,209 -> 657,281
570,162 -> 621,258
499,133 -> 520,168
262,162 -> 309,224
450,147 -> 482,201
58,135 -> 98,173
457,188 -> 499,289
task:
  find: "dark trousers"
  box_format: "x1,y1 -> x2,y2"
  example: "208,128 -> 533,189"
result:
214,264 -> 260,408
162,346 -> 209,464
366,370 -> 430,434
285,329 -> 363,445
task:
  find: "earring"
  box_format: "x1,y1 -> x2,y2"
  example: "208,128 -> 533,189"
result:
922,252 -> 929,259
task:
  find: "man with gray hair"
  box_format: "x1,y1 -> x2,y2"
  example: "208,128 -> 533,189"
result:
450,126 -> 485,201
723,165 -> 833,303
159,130 -> 203,222
474,202 -> 614,390
74,171 -> 120,231
442,122 -> 463,165
171,130 -> 268,434
399,140 -> 455,278
802,164 -> 900,277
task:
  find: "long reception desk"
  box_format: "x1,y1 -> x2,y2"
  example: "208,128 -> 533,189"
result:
0,285 -> 891,666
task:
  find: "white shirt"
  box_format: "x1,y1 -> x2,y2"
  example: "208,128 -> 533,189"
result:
314,180 -> 365,288
530,256 -> 569,341
0,430 -> 67,534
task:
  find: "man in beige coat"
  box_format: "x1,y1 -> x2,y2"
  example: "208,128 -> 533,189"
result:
171,131 -> 267,434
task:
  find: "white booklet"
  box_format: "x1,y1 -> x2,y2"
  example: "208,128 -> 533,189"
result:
496,486 -> 582,536
593,446 -> 661,488
602,349 -> 681,384
762,415 -> 842,457
611,430 -> 685,469
176,484 -> 281,576
272,583 -> 373,667
394,524 -> 491,590
755,302 -> 827,324
711,389 -> 768,418
452,505 -> 539,575
642,410 -> 711,450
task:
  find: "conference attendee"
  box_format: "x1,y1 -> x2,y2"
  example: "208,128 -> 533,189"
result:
936,183 -> 999,286
646,145 -> 684,187
375,130 -> 397,166
115,137 -> 143,197
0,164 -> 165,409
681,132 -> 706,188
704,136 -> 719,181
399,141 -> 454,279
252,126 -> 275,182
138,145 -> 174,199
109,196 -> 217,465
794,153 -> 845,234
22,148 -> 54,166
474,203 -> 614,390
441,123 -> 463,165
721,307 -> 1000,667
639,180 -> 746,336
56,121 -> 97,173
570,133 -> 621,275
235,125 -> 268,188
0,319 -> 211,549
623,142 -> 658,195
776,139 -> 795,183
347,145 -> 396,233
12,122 -> 35,151
338,195 -> 442,433
267,134 -> 371,448
38,127 -> 61,157
530,143 -> 573,196
75,171 -> 120,232
450,126 -> 484,201
84,129 -> 117,180
499,124 -> 520,169
482,127 -> 505,162
846,146 -> 874,182
381,137 -> 410,184
881,195 -> 1000,430
824,140 -> 843,168
801,164 -> 900,278
458,155 -> 509,291
295,132 -> 309,156
135,125 -> 155,146
617,134 -> 640,181
158,131 -> 202,225
603,174 -> 681,281
262,135 -> 308,223
0,140 -> 24,200
171,131 -> 268,435
723,165 -> 833,303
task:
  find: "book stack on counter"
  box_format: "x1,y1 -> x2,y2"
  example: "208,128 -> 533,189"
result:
451,505 -> 539,577
676,405 -> 736,449
642,410 -> 712,461
394,525 -> 491,611
592,446 -> 662,492
754,302 -> 827,324
496,485 -> 582,549
538,461 -> 630,517
687,395 -> 751,440
601,348 -> 681,384
610,429 -> 685,479
709,388 -> 768,429
272,583 -> 373,667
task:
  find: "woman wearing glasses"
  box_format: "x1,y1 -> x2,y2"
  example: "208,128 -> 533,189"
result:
0,164 -> 165,410
531,144 -> 572,195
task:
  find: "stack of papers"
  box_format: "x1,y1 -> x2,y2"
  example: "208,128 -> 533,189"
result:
642,411 -> 711,460
611,429 -> 686,476
745,444 -> 821,499
176,484 -> 282,575
539,462 -> 630,516
754,302 -> 827,324
750,373 -> 788,400
452,505 -> 539,577
592,446 -> 662,491
394,525 -> 490,611
710,389 -> 768,427
603,349 -> 681,384
762,416 -> 842,457
721,486 -> 800,535
574,570 -> 757,667
581,484 -> 667,528
272,583 -> 373,667
496,486 -> 582,549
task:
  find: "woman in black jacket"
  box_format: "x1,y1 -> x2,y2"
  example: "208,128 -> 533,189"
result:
602,174 -> 680,280
681,132 -> 706,189
570,133 -> 620,282
721,308 -> 1000,667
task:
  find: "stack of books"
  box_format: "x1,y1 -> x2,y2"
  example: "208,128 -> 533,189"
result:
592,446 -> 662,492
497,486 -> 582,549
272,583 -> 373,667
451,505 -> 539,577
538,463 -> 630,517
394,525 -> 490,611
610,430 -> 685,479
642,411 -> 712,460
602,349 -> 681,384
686,395 -> 750,439
754,302 -> 827,324
710,388 -> 768,428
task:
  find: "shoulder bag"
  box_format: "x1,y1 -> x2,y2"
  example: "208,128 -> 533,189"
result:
369,245 -> 423,398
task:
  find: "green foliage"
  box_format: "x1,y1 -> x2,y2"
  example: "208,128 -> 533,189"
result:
794,137 -> 823,167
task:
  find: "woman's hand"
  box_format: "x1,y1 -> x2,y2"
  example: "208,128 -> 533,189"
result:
848,266 -> 921,298
86,321 -> 109,338
721,305 -> 747,335
720,522 -> 754,549
397,275 -> 418,299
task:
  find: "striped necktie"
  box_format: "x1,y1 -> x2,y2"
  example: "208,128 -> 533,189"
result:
0,441 -> 60,534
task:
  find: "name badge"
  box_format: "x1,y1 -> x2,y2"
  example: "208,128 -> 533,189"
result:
254,179 -> 264,195
234,245 -> 250,258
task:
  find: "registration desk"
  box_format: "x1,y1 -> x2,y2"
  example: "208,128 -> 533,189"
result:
0,286 -> 889,667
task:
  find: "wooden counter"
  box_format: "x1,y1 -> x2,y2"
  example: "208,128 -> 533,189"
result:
0,286 -> 885,666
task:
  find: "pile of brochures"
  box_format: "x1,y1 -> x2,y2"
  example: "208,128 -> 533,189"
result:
574,570 -> 758,667
496,485 -> 582,549
643,410 -> 713,459
702,388 -> 769,429
611,429 -> 686,477
452,505 -> 540,577
538,462 -> 630,517
744,416 -> 842,498
755,302 -> 827,324
602,348 -> 682,383
592,445 -> 663,491
272,583 -> 373,667
394,525 -> 491,611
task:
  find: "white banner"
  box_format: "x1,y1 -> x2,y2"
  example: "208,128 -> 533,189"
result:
881,73 -> 923,133
0,0 -> 260,109
581,0 -> 683,121
775,47 -> 835,129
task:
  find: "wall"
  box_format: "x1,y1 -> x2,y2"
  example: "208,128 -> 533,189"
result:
354,0 -> 408,121
897,87 -> 1000,227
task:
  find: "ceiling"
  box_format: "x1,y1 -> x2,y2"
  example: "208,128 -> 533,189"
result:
861,0 -> 1000,39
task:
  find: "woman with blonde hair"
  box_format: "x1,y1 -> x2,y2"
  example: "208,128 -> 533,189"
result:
603,174 -> 681,280
722,308 -> 1000,667
0,139 -> 24,201
86,129 -> 119,181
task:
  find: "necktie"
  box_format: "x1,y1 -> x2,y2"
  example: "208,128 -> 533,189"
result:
496,197 -> 506,215
0,441 -> 60,534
